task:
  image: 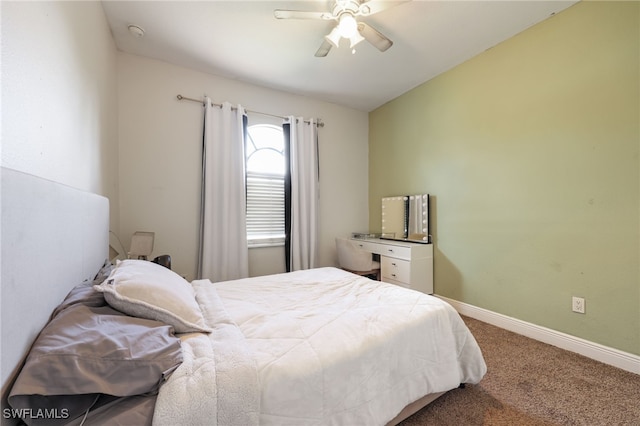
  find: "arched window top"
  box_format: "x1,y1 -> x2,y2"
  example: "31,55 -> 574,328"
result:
246,124 -> 284,175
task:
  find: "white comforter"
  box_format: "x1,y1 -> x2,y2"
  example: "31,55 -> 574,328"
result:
155,267 -> 486,426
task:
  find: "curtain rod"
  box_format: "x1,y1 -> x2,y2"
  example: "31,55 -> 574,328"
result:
176,94 -> 324,128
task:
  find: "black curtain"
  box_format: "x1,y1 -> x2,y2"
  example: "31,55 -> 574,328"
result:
283,122 -> 292,272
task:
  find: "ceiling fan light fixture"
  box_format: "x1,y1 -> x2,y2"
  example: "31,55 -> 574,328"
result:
349,31 -> 365,49
325,26 -> 341,48
274,0 -> 397,58
337,14 -> 358,38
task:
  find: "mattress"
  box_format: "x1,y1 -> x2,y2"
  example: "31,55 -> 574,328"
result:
154,267 -> 486,425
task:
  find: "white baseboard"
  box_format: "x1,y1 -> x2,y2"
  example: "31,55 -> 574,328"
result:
436,296 -> 640,375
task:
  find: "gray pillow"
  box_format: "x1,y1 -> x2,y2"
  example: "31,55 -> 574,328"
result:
50,260 -> 113,319
8,303 -> 182,426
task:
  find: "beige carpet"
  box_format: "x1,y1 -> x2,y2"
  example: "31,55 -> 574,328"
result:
399,316 -> 640,425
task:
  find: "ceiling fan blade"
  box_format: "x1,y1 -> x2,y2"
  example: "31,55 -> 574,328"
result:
274,9 -> 334,20
314,39 -> 333,57
358,22 -> 393,52
357,0 -> 410,17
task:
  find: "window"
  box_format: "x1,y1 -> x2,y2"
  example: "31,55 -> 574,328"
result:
246,123 -> 285,247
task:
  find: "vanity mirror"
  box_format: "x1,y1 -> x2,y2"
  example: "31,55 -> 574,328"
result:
381,194 -> 430,243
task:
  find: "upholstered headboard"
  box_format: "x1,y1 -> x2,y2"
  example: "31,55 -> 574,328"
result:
1,168 -> 109,397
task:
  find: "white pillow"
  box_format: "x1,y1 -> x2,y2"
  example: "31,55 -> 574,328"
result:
94,259 -> 212,333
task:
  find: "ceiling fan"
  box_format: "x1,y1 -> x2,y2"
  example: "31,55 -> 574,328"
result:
274,0 -> 406,57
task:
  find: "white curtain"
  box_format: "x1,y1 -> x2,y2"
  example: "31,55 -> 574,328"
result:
198,99 -> 249,282
286,116 -> 319,271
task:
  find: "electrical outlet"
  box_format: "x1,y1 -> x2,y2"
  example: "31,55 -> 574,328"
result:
572,296 -> 585,314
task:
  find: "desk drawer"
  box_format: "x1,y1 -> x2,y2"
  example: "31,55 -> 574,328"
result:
379,244 -> 411,259
381,256 -> 410,283
352,240 -> 376,253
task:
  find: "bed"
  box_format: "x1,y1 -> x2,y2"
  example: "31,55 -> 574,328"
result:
1,168 -> 486,425
160,266 -> 486,425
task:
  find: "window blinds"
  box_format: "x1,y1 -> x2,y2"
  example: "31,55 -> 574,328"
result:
246,171 -> 285,246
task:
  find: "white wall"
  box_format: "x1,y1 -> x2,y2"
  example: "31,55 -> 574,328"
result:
1,0 -> 118,391
117,53 -> 369,280
1,1 -> 119,229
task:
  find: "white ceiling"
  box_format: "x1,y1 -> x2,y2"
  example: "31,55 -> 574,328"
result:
101,0 -> 578,112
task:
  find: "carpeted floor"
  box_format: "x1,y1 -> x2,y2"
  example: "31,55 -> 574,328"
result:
398,316 -> 640,425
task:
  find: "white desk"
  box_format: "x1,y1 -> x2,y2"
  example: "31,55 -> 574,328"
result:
351,238 -> 433,294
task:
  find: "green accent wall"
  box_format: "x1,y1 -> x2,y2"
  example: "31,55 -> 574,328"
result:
369,1 -> 639,355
